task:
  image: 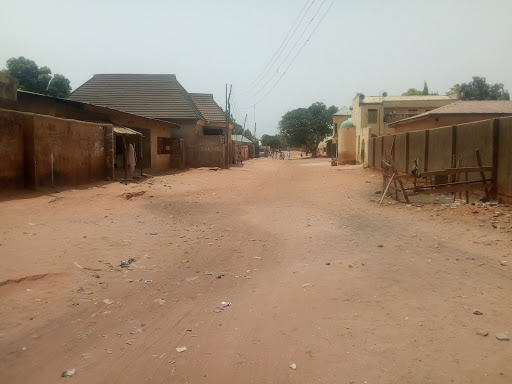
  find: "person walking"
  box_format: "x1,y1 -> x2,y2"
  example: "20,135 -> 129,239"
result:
287,150 -> 291,160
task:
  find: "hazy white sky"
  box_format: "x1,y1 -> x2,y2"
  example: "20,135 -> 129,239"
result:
1,0 -> 511,136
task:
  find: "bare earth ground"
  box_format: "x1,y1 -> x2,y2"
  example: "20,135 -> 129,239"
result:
0,153 -> 511,384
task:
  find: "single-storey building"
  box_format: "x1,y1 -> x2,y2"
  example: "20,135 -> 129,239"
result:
68,74 -> 233,168
388,100 -> 512,133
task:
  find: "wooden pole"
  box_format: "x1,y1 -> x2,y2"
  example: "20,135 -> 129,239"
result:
122,136 -> 128,180
491,118 -> 499,199
475,148 -> 490,201
139,135 -> 143,176
379,173 -> 395,206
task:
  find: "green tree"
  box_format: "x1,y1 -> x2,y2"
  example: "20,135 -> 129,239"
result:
261,134 -> 283,149
402,88 -> 424,96
4,56 -> 72,97
47,73 -> 72,98
452,76 -> 510,100
422,81 -> 429,95
279,102 -> 337,157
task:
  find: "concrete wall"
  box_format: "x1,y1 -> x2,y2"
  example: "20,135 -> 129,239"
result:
150,126 -> 173,169
369,116 -> 512,202
0,74 -> 18,109
498,118 -> 512,201
0,108 -> 110,189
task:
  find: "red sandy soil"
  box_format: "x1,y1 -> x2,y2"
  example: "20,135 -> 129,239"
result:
0,153 -> 511,384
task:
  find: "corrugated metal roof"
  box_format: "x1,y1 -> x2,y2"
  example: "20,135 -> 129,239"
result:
333,106 -> 351,116
389,100 -> 512,126
232,134 -> 253,143
189,93 -> 226,123
68,74 -> 205,120
113,126 -> 142,136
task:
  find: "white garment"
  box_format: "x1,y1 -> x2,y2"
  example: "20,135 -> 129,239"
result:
127,144 -> 136,179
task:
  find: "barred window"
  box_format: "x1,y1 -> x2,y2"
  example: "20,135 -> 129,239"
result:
368,109 -> 378,124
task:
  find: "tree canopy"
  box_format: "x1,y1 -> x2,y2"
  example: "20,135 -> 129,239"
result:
260,134 -> 284,149
452,76 -> 510,100
402,81 -> 438,96
279,102 -> 337,157
4,56 -> 72,98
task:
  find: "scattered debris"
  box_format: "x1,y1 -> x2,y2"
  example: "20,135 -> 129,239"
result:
154,299 -> 166,305
325,262 -> 330,265
93,274 -> 100,278
76,287 -> 84,293
254,256 -> 263,260
145,280 -> 152,283
148,232 -> 158,235
120,258 -> 136,268
186,276 -> 200,284
61,368 -> 76,378
496,333 -> 509,341
103,299 -> 113,305
216,274 -> 224,279
500,260 -> 507,266
375,190 -> 382,195
476,329 -> 489,336
121,191 -> 145,200
289,363 -> 297,370
302,283 -> 312,288
377,244 -> 384,248
176,346 -> 187,352
473,310 -> 483,315
214,301 -> 231,313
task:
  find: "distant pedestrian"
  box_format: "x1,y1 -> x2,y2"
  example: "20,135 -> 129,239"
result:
287,151 -> 291,160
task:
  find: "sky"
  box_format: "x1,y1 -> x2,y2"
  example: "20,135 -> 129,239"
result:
1,0 -> 511,136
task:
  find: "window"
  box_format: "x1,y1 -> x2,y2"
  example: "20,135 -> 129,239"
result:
203,128 -> 223,135
368,109 -> 378,124
334,123 -> 338,135
157,137 -> 172,154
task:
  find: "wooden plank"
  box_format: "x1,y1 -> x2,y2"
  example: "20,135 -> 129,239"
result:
405,132 -> 410,174
404,178 -> 494,191
409,182 -> 494,195
379,173 -> 395,206
476,149 -> 490,201
420,166 -> 494,177
424,130 -> 429,172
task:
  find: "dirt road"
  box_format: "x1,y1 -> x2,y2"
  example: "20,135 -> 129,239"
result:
1,155 -> 511,383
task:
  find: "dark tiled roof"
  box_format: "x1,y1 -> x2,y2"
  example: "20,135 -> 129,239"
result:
389,100 -> 512,126
189,93 -> 226,123
68,74 -> 204,120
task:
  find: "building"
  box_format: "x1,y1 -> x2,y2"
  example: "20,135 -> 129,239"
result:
331,106 -> 351,159
0,73 -> 182,189
231,134 -> 255,161
332,107 -> 352,163
68,74 -> 233,168
388,100 -> 512,133
351,93 -> 459,166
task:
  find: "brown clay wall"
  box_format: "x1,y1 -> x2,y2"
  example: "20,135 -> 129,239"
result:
0,109 -> 30,188
32,115 -> 106,187
196,135 -> 225,168
497,118 -> 512,201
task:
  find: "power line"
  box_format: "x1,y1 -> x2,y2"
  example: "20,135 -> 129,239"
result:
246,0 -> 315,94
251,0 -> 334,108
249,0 -> 329,99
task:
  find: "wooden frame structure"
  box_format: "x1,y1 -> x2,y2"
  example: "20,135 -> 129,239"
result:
381,149 -> 495,204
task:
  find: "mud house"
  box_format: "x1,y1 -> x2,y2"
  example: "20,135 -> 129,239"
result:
0,73 -> 180,189
68,74 -> 233,168
231,134 -> 254,161
351,93 -> 459,166
388,100 -> 512,133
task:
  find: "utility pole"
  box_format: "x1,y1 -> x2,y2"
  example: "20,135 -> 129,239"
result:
243,114 -> 247,130
225,84 -> 232,168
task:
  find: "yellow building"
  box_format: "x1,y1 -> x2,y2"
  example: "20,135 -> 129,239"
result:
332,106 -> 351,159
351,93 -> 459,166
